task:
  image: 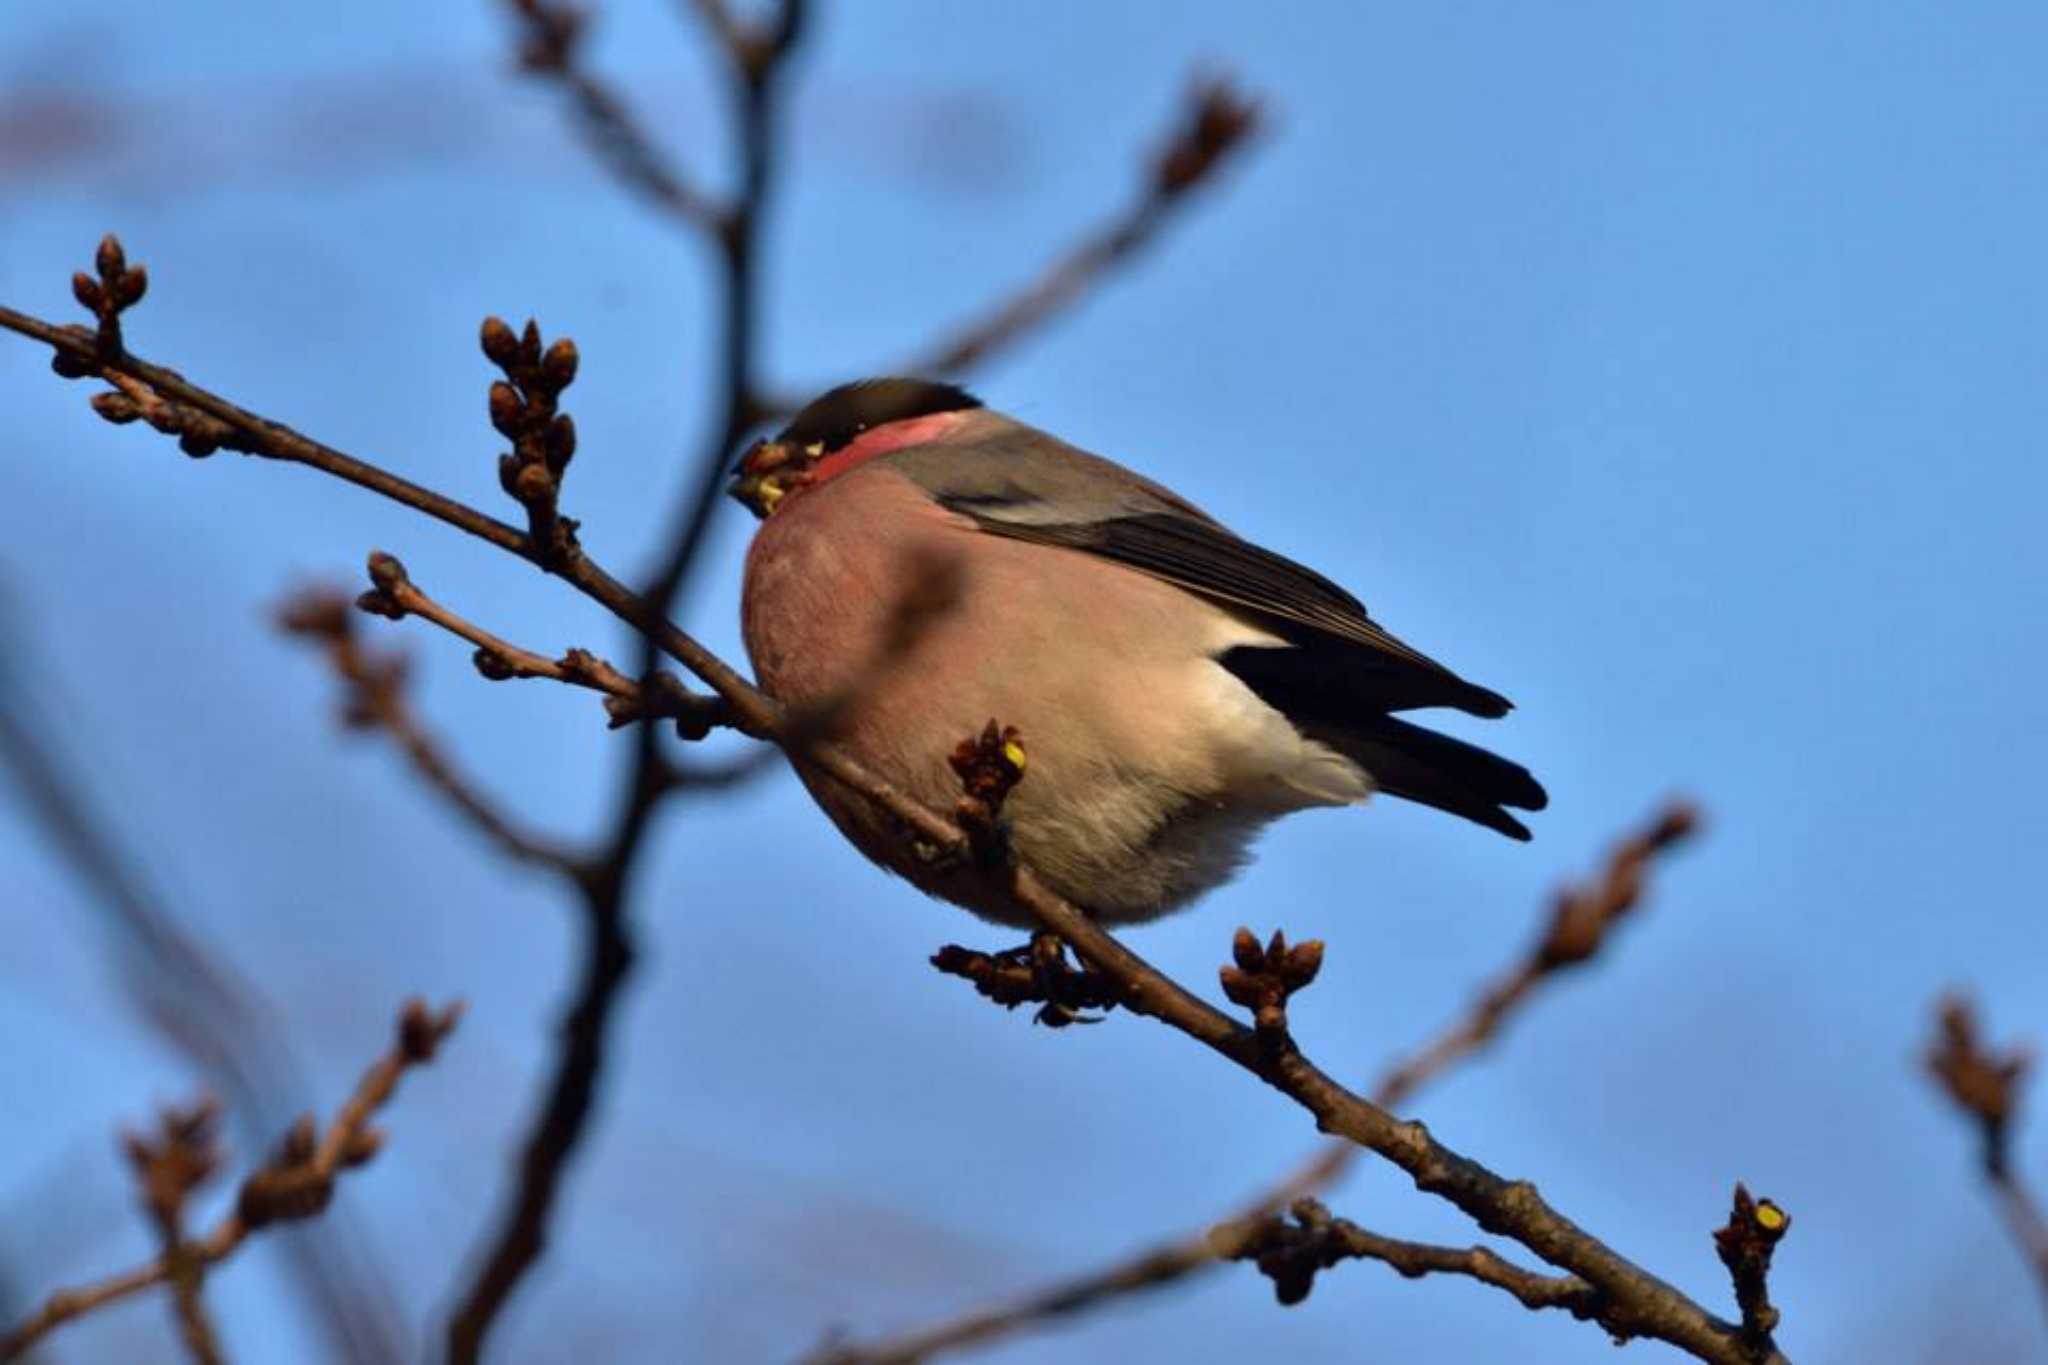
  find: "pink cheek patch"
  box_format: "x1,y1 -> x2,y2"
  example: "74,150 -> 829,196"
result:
807,410 -> 971,485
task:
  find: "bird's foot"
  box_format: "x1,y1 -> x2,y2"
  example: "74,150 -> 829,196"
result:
931,931 -> 1121,1026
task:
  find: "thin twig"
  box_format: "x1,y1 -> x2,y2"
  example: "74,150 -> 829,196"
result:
1712,1183 -> 1791,1352
1926,994 -> 2048,1323
355,551 -> 731,737
0,1000 -> 460,1362
124,1099 -> 227,1365
814,801 -> 1699,1363
1210,1197 -> 1599,1314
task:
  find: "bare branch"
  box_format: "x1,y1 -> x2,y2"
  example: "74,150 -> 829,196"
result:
995,872 -> 1781,1363
1927,994 -> 2048,1320
1210,1197 -> 1598,1315
829,802 -> 1700,1362
0,1000 -> 460,1362
908,721 -> 1779,1364
1712,1184 -> 1791,1352
355,550 -> 731,738
124,1099 -> 228,1364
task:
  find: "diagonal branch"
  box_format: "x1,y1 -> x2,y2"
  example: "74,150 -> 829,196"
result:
1210,1197 -> 1599,1315
817,801 -> 1699,1363
0,1000 -> 460,1362
355,550 -> 731,738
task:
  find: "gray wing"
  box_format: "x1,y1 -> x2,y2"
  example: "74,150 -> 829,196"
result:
882,432 -> 1512,718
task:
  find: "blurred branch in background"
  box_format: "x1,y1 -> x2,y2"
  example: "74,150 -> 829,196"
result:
0,1000 -> 461,1362
828,801 -> 1701,1363
0,598 -> 410,1363
1926,994 -> 2048,1323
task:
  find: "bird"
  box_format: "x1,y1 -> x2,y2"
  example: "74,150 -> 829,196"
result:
731,378 -> 1545,928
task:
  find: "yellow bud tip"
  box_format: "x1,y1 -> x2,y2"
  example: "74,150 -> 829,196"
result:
1001,740 -> 1027,772
757,479 -> 785,513
1754,1202 -> 1787,1231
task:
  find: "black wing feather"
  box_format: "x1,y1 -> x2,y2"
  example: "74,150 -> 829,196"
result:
947,506 -> 1513,718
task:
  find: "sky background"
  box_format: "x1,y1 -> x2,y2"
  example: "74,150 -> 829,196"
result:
2,2 -> 2045,1361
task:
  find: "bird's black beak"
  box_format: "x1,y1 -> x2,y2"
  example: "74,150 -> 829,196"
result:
728,438 -> 794,519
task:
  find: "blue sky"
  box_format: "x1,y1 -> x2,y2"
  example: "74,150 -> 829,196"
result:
3,3 -> 2045,1361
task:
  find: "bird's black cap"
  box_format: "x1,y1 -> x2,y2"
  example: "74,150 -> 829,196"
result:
775,378 -> 982,455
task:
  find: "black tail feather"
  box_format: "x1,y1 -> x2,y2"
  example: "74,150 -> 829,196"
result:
1221,641 -> 1511,720
1316,714 -> 1547,840
1220,643 -> 1544,840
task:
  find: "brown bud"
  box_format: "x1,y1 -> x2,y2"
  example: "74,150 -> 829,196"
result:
178,430 -> 219,458
51,349 -> 95,378
1231,926 -> 1262,973
518,319 -> 542,367
355,588 -> 404,621
472,648 -> 516,681
487,380 -> 523,437
480,315 -> 519,366
398,998 -> 461,1060
279,1114 -> 318,1165
366,550 -> 408,592
1286,939 -> 1324,987
91,391 -> 140,423
541,336 -> 579,389
340,1127 -> 385,1167
512,462 -> 555,507
72,271 -> 104,311
497,452 -> 523,497
115,265 -> 149,307
544,413 -> 576,471
95,233 -> 127,281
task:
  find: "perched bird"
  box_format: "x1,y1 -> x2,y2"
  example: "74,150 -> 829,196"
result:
732,379 -> 1545,927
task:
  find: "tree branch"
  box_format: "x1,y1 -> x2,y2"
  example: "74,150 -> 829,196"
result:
1210,1197 -> 1599,1315
354,550 -> 731,738
818,801 -> 1700,1362
0,999 -> 461,1362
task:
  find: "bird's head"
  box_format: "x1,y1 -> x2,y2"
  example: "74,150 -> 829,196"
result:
729,378 -> 983,517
